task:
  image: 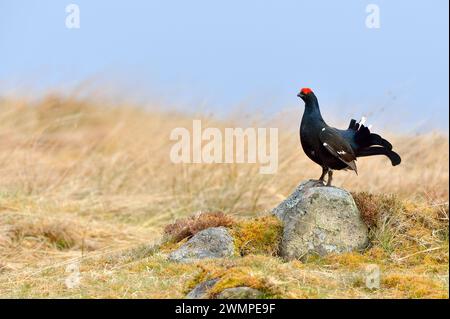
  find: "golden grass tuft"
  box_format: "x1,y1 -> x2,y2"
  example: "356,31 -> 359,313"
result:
352,192 -> 402,227
352,192 -> 449,264
8,219 -> 80,250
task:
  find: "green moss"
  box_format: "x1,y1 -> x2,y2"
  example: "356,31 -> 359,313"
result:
209,267 -> 266,295
382,274 -> 448,298
231,215 -> 283,256
159,237 -> 188,253
321,252 -> 370,270
186,266 -> 280,298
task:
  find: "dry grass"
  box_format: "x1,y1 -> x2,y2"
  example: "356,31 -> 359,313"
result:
163,211 -> 235,243
0,93 -> 448,298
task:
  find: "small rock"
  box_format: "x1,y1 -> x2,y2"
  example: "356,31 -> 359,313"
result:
186,279 -> 219,299
217,287 -> 264,299
364,264 -> 381,290
168,227 -> 235,263
273,180 -> 369,260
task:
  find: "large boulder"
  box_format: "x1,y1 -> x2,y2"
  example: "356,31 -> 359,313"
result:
272,180 -> 369,260
168,227 -> 235,263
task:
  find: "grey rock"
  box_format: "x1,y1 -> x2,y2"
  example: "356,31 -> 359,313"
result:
186,279 -> 219,299
168,227 -> 235,263
273,180 -> 369,260
216,287 -> 264,299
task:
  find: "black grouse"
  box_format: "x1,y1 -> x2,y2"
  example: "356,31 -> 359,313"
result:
298,88 -> 401,186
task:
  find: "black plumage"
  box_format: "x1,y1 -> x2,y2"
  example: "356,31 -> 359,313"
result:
298,88 -> 401,186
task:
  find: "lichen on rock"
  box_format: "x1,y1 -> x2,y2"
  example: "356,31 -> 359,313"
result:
185,278 -> 219,299
273,180 -> 369,260
168,227 -> 235,263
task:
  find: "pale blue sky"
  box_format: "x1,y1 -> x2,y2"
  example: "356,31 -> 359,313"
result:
0,0 -> 448,132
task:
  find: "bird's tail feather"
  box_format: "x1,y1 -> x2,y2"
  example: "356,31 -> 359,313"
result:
356,147 -> 401,166
348,118 -> 393,150
368,133 -> 393,150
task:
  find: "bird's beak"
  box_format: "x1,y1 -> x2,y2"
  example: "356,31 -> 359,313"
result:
297,92 -> 303,98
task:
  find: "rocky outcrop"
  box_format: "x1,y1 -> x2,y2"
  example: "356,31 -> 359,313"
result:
168,227 -> 235,263
273,180 -> 369,260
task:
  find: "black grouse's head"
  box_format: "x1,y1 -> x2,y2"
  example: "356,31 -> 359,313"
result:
297,87 -> 315,102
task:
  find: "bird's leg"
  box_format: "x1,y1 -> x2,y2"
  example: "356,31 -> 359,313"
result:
326,170 -> 333,186
319,167 -> 328,184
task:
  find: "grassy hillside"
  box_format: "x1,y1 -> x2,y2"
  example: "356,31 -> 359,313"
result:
0,94 -> 448,298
